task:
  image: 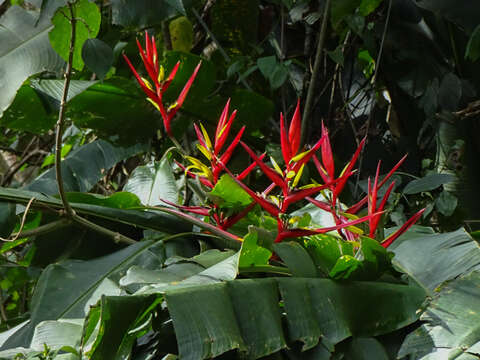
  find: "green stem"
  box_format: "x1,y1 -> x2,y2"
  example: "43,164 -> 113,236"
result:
72,214 -> 136,245
55,1 -> 76,217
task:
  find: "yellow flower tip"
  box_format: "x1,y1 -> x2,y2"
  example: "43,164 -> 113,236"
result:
158,65 -> 165,83
291,164 -> 305,188
197,143 -> 212,161
167,102 -> 178,112
199,123 -> 213,150
270,157 -> 284,177
146,98 -> 161,112
346,226 -> 364,235
286,171 -> 296,180
141,77 -> 154,91
291,149 -> 310,163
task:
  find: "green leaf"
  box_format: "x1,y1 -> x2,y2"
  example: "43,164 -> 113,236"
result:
111,0 -> 180,29
331,0 -> 361,27
130,251 -> 240,294
31,79 -> 98,109
0,5 -> 64,118
0,201 -> 16,238
435,190 -> 458,216
0,239 -> 191,349
344,337 -> 389,360
84,295 -> 160,360
165,278 -> 425,359
416,0 -> 480,33
328,237 -> 390,280
329,255 -> 363,280
239,228 -> 272,268
227,280 -> 287,358
165,283 -> 247,360
270,64 -> 289,89
169,16 -> 193,53
124,158 -> 179,206
66,78 -> 159,144
327,45 -> 345,66
389,227 -> 480,292
399,271 -> 480,359
229,89 -> 273,132
466,25 -> 480,62
438,72 -> 462,111
257,56 -> 277,79
359,0 -> 383,16
0,187 -> 192,235
49,0 -> 101,70
1,85 -> 55,133
65,192 -> 143,209
357,236 -> 390,276
403,173 -> 455,194
305,234 -> 354,275
273,241 -> 317,277
82,38 -> 114,81
208,174 -> 252,209
30,319 -> 83,352
26,139 -> 148,195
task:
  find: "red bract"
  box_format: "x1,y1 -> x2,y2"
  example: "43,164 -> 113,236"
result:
312,130 -> 366,207
193,100 -> 245,183
380,208 -> 425,248
347,154 -> 407,214
172,101 -> 259,232
123,32 -> 201,136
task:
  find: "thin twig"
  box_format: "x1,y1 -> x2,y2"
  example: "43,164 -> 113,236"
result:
0,197 -> 35,242
0,291 -> 8,326
10,218 -> 72,240
1,149 -> 48,186
55,1 -> 76,217
301,0 -> 331,145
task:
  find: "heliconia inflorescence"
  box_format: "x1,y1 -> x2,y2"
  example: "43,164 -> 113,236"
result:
124,32 -> 424,249
123,32 -> 201,136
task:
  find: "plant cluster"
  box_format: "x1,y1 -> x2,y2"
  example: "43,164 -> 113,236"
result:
127,34 -> 425,263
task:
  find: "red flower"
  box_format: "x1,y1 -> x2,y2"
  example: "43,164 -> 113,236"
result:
193,100 -> 245,183
123,32 -> 201,136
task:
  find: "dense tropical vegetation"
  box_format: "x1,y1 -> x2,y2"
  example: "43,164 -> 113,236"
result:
0,0 -> 480,358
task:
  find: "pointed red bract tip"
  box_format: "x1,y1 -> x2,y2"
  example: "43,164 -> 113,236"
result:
289,99 -> 302,156
381,208 -> 425,248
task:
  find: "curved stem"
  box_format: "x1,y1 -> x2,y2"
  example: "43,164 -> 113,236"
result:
55,1 -> 76,217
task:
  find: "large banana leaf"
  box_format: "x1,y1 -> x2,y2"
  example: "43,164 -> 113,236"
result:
389,227 -> 480,292
0,238 -> 196,350
164,278 -> 425,360
25,139 -> 148,195
0,5 -> 64,118
398,271 -> 480,360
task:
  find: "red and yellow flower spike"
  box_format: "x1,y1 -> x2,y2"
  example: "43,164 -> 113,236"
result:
192,100 -> 246,184
123,31 -> 201,136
